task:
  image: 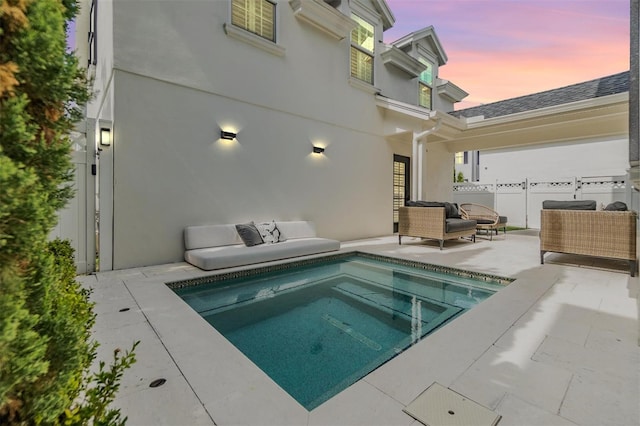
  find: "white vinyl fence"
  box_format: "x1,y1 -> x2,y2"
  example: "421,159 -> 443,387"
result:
49,127 -> 95,273
453,175 -> 629,229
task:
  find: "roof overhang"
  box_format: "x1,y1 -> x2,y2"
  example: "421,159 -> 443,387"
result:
375,96 -> 436,143
392,26 -> 448,65
380,45 -> 427,77
370,0 -> 395,30
442,92 -> 629,152
290,0 -> 357,40
376,92 -> 629,152
436,78 -> 469,103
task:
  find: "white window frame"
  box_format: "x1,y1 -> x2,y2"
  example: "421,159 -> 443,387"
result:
418,82 -> 432,109
418,58 -> 434,109
455,152 -> 464,165
88,0 -> 97,67
224,0 -> 285,57
349,12 -> 376,88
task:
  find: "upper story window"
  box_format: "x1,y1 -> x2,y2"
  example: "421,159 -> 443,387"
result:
455,152 -> 464,165
88,0 -> 97,66
350,14 -> 374,84
231,0 -> 276,42
419,59 -> 433,85
419,83 -> 432,109
418,58 -> 433,109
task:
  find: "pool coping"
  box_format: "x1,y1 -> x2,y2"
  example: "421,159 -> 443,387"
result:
166,250 -> 515,289
119,247 -> 557,425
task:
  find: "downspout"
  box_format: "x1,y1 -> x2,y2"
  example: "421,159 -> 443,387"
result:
411,115 -> 441,201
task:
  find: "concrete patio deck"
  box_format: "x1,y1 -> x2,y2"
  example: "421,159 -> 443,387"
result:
78,230 -> 639,426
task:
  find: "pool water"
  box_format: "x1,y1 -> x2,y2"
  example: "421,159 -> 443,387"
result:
172,254 -> 506,410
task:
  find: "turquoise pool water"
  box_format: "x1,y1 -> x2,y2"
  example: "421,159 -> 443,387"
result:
172,254 -> 508,410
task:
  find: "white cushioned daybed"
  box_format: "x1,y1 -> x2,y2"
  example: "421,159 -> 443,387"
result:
184,220 -> 340,270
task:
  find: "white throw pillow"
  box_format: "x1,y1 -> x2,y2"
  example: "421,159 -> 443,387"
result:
255,220 -> 286,244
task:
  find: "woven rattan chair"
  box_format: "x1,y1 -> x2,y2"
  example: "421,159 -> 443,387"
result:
398,206 -> 476,249
459,203 -> 503,240
540,209 -> 638,276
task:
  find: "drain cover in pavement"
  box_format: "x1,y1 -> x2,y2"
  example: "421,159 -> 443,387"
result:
403,382 -> 501,426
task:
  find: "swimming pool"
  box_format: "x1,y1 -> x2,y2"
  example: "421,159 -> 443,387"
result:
170,252 -> 511,410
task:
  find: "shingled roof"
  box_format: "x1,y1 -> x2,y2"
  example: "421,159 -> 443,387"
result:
451,71 -> 629,120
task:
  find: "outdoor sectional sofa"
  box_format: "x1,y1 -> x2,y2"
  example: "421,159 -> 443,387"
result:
540,200 -> 638,276
184,220 -> 340,270
398,202 -> 477,249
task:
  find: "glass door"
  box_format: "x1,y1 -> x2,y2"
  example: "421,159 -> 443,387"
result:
393,155 -> 410,233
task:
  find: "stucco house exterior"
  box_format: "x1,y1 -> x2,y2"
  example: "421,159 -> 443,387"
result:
74,0 -> 471,270
67,0 -> 633,272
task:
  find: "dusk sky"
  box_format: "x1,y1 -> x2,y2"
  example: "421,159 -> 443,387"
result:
67,1 -> 630,110
384,0 -> 630,109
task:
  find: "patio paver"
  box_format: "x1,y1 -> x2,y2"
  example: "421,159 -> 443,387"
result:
81,230 -> 640,425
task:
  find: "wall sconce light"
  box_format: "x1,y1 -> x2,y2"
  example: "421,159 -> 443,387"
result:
100,128 -> 111,146
312,146 -> 325,154
220,130 -> 237,140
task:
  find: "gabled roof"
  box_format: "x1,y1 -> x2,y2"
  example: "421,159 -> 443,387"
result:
369,0 -> 395,31
391,26 -> 448,65
451,71 -> 629,120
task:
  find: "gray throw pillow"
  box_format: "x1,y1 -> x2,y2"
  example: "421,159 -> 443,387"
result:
444,202 -> 461,219
235,222 -> 264,246
604,201 -> 628,211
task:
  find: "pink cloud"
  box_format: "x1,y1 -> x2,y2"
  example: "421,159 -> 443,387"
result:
384,0 -> 629,109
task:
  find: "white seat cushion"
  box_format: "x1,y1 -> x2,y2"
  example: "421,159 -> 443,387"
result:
184,224 -> 243,250
184,238 -> 340,270
275,221 -> 316,239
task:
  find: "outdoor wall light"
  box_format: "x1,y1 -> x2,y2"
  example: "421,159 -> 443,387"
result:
100,128 -> 111,146
312,146 -> 325,154
220,130 -> 237,140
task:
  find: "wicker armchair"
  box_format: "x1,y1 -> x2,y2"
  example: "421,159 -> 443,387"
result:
459,203 -> 504,240
398,206 -> 476,249
540,209 -> 638,276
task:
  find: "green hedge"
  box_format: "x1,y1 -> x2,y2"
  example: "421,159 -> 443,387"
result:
0,0 -> 135,423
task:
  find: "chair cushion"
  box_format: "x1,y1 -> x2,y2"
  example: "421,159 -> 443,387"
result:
405,201 -> 445,208
445,218 -> 477,233
405,201 -> 460,218
184,224 -> 243,250
185,238 -> 340,270
542,200 -> 597,210
275,221 -> 317,239
476,219 -> 495,225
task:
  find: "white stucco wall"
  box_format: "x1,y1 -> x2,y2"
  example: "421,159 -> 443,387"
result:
86,0 -> 459,269
112,0 -> 384,134
379,65 -> 421,106
479,137 -> 629,181
424,142 -> 454,201
111,71 -> 405,268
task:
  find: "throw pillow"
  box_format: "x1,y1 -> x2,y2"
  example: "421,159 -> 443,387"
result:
235,222 -> 264,247
604,201 -> 628,211
444,202 -> 461,219
255,220 -> 286,244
